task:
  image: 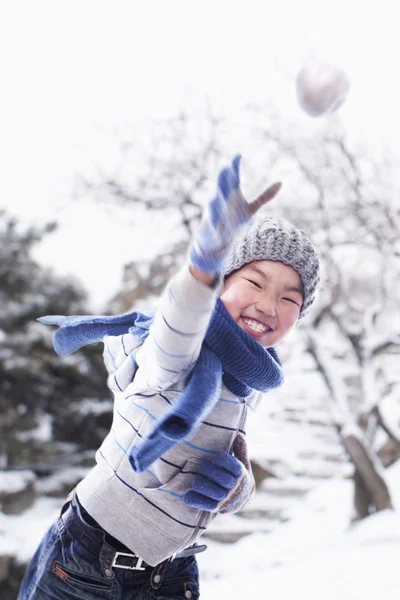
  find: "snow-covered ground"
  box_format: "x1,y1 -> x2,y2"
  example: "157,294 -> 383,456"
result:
198,461 -> 400,599
2,462 -> 399,598
2,341 -> 398,597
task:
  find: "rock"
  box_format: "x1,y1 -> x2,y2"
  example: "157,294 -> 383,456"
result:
204,513 -> 278,543
6,438 -> 80,474
0,555 -> 10,583
52,398 -> 113,449
68,449 -> 97,468
0,470 -> 36,515
250,459 -> 279,488
377,439 -> 400,468
36,466 -> 91,497
0,557 -> 28,600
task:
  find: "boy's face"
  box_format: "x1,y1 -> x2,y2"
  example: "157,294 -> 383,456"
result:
220,260 -> 303,347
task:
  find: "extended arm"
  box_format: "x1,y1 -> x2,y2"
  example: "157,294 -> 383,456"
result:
133,155 -> 280,393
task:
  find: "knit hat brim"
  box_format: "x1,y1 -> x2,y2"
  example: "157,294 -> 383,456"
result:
223,218 -> 320,318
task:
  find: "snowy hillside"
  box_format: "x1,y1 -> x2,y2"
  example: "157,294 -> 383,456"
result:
198,461 -> 400,599
2,462 -> 399,599
3,335 -> 397,598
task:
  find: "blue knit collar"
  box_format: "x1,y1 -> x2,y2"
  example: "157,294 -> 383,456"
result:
39,298 -> 283,398
130,298 -> 283,398
205,298 -> 283,396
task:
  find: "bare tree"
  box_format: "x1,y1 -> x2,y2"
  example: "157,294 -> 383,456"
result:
75,105 -> 229,310
77,105 -> 225,235
254,119 -> 400,521
79,107 -> 400,523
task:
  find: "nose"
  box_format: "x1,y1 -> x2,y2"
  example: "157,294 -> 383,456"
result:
256,293 -> 277,318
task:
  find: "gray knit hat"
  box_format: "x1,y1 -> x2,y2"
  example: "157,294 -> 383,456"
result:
223,217 -> 320,318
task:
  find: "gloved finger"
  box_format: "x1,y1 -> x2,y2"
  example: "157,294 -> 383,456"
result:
184,490 -> 219,511
192,474 -> 230,500
199,459 -> 240,488
248,182 -> 282,215
208,165 -> 240,229
226,188 -> 252,226
231,154 -> 242,181
208,191 -> 226,229
217,161 -> 241,201
212,451 -> 243,478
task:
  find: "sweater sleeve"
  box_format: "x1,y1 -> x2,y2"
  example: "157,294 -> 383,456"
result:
132,265 -> 222,393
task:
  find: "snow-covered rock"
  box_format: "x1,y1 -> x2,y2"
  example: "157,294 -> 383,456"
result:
0,471 -> 36,515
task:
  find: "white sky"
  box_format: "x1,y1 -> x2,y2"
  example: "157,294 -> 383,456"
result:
1,0 -> 399,308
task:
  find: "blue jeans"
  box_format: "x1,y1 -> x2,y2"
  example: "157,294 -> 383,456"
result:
18,497 -> 200,599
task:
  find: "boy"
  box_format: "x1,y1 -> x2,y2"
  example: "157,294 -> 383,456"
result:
18,155 -> 319,599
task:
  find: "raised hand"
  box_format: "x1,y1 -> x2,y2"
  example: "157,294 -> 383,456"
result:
189,154 -> 281,275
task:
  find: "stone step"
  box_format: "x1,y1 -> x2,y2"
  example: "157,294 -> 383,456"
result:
313,430 -> 342,444
289,457 -> 353,479
203,512 -> 280,543
284,415 -> 334,427
260,476 -> 319,498
239,492 -> 292,521
297,449 -> 346,462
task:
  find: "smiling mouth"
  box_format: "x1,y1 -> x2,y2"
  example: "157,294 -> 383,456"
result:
242,317 -> 272,334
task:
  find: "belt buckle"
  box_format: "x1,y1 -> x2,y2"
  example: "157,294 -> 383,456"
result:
111,551 -> 146,571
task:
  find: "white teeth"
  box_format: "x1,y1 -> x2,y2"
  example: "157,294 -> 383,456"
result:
243,318 -> 268,333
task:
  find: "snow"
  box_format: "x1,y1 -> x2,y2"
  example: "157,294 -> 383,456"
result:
0,497 -> 61,563
2,3 -> 400,313
0,4 -> 399,596
0,471 -> 35,495
0,337 -> 397,597
200,535 -> 399,599
1,283 -> 397,596
198,462 -> 400,599
16,413 -> 53,443
2,463 -> 399,597
72,397 -> 114,416
35,466 -> 92,496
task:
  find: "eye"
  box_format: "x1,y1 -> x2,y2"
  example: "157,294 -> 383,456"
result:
282,297 -> 300,306
245,278 -> 262,289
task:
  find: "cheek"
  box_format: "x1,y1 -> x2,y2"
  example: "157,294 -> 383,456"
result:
281,307 -> 300,331
220,286 -> 251,320
220,291 -> 240,319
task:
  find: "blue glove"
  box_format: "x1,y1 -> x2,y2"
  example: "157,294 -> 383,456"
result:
184,434 -> 255,514
189,154 -> 281,275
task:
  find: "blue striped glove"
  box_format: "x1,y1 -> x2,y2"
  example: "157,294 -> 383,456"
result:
184,434 -> 255,514
189,154 -> 281,275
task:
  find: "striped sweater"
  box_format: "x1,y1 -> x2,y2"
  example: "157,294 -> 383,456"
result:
76,266 -> 262,566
